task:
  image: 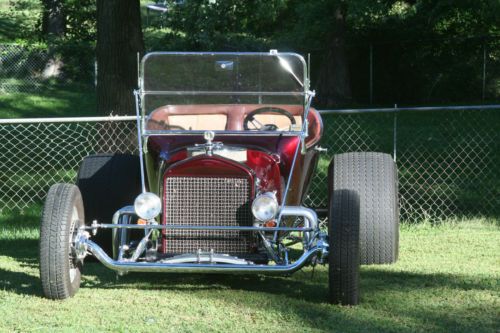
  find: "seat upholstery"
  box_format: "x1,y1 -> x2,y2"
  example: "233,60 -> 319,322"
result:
167,114 -> 227,131
146,104 -> 322,148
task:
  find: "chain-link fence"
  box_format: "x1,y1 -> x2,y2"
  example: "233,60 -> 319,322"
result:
305,106 -> 500,222
0,44 -> 94,93
0,117 -> 137,210
1,107 -> 499,222
0,44 -> 51,93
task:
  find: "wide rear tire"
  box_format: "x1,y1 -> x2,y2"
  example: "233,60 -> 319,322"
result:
40,183 -> 84,299
332,152 -> 399,265
76,154 -> 141,255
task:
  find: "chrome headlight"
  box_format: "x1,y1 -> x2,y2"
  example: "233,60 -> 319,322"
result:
134,192 -> 161,220
251,192 -> 279,222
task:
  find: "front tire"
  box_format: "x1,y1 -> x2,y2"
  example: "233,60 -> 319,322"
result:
328,187 -> 360,305
39,184 -> 84,299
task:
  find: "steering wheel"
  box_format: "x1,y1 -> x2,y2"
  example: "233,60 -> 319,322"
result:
243,107 -> 296,131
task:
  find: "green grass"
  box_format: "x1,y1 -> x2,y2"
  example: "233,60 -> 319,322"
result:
0,1 -> 96,119
0,212 -> 498,332
0,83 -> 96,118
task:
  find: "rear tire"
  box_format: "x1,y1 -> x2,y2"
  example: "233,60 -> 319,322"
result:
332,152 -> 399,265
40,184 -> 84,299
76,154 -> 141,255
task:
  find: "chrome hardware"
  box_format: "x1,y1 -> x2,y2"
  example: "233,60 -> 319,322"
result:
270,153 -> 281,164
130,229 -> 153,262
316,232 -> 329,264
188,147 -> 246,162
159,251 -> 252,265
193,130 -> 223,156
85,239 -> 324,275
91,220 -> 98,236
103,204 -> 323,270
73,229 -> 90,262
314,146 -> 328,153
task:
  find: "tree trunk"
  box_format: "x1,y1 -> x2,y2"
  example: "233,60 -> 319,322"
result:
96,0 -> 144,115
41,0 -> 66,37
316,1 -> 352,107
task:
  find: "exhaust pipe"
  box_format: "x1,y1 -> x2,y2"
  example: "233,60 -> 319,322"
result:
85,239 -> 322,275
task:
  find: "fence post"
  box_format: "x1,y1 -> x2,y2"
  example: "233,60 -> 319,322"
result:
94,60 -> 98,87
369,43 -> 373,105
393,104 -> 398,162
482,41 -> 487,101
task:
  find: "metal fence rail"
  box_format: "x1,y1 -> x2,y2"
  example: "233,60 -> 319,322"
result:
306,105 -> 500,222
1,106 -> 499,223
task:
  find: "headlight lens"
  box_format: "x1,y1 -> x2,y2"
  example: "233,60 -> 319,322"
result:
251,192 -> 279,222
134,192 -> 161,220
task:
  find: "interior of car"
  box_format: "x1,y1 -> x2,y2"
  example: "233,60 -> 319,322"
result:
146,104 -> 322,147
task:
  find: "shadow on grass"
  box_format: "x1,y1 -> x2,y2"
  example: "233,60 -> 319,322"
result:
0,237 -> 40,296
80,263 -> 496,300
1,210 -> 497,332
0,236 -> 497,332
0,238 -> 38,261
0,214 -> 495,302
3,228 -> 493,296
0,266 -> 42,297
0,82 -> 96,119
77,264 -> 498,332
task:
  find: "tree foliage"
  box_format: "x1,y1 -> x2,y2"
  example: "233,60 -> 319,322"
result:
151,0 -> 498,106
22,0 -> 499,107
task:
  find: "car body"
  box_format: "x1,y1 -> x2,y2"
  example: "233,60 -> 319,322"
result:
99,51 -> 327,273
39,51 -> 399,304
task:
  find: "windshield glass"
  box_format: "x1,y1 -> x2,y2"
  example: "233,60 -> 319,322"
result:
140,52 -> 307,134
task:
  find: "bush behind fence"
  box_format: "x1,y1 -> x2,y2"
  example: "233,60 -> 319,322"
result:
0,43 -> 94,93
0,108 -> 499,222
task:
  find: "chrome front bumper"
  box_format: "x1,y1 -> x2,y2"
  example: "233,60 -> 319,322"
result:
85,240 -> 324,274
82,205 -> 327,275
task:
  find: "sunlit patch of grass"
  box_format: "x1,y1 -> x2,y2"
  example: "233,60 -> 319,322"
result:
0,212 -> 498,332
0,83 -> 96,119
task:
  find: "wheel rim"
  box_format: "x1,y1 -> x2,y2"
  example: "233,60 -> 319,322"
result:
69,206 -> 79,283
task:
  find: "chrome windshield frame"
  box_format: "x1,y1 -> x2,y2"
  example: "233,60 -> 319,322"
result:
133,51 -> 314,204
138,51 -> 309,137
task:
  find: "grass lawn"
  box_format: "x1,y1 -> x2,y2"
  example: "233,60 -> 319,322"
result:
0,83 -> 97,119
0,210 -> 498,332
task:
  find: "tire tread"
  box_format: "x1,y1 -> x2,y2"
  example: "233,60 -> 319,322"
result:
40,183 -> 83,299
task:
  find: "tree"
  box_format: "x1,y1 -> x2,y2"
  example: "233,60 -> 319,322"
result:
315,0 -> 351,107
41,0 -> 65,37
96,0 -> 144,115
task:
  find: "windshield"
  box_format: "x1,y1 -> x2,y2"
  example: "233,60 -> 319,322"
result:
140,52 -> 307,134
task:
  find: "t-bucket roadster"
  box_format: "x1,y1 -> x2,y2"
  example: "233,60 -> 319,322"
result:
39,51 -> 399,305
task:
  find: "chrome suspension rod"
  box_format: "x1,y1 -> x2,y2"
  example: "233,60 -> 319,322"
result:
85,239 -> 322,275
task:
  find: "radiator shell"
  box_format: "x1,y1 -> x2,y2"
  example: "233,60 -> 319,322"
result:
161,155 -> 255,255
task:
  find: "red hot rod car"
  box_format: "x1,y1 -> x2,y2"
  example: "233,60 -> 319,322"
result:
39,51 -> 399,305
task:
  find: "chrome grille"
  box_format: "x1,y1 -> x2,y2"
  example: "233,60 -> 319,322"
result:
164,176 -> 253,254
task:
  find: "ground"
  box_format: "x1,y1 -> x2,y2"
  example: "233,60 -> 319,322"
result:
0,211 -> 498,332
